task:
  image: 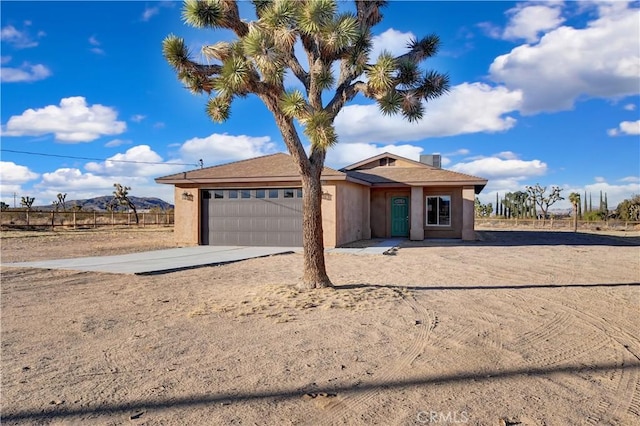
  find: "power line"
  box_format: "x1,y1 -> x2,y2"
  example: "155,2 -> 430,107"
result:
1,149 -> 199,167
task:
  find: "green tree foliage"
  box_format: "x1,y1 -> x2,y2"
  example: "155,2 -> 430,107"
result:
474,197 -> 492,217
163,0 -> 449,288
616,194 -> 640,222
0,201 -> 9,211
568,192 -> 580,232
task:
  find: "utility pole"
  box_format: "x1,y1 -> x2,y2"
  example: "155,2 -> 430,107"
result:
13,192 -> 17,208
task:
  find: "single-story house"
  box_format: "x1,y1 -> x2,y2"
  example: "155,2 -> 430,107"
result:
155,152 -> 488,247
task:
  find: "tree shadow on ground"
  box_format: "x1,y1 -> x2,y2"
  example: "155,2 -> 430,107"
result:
401,230 -> 640,248
335,282 -> 640,292
3,362 -> 638,422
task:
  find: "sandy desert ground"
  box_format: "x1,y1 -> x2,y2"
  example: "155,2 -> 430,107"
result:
1,227 -> 639,425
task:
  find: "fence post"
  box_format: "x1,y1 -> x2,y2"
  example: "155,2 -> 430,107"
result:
73,211 -> 77,229
93,211 -> 97,228
111,211 -> 114,228
142,213 -> 145,228
156,213 -> 159,226
51,211 -> 55,230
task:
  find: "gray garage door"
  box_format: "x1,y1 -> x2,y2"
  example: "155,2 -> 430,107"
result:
201,188 -> 303,246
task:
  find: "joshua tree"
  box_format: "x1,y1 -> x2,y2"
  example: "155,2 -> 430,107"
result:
113,183 -> 139,224
526,184 -> 563,226
0,201 -> 9,211
57,193 -> 67,211
20,196 -> 35,226
569,192 -> 580,233
163,0 -> 449,289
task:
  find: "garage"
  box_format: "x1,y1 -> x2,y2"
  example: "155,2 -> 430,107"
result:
201,187 -> 303,246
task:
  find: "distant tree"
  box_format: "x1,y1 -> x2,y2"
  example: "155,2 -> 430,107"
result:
0,201 -> 9,211
604,192 -> 608,215
20,196 -> 35,226
57,193 -> 67,211
474,198 -> 493,217
113,183 -> 139,224
526,184 -> 563,226
616,195 -> 640,222
162,0 -> 450,289
569,192 -> 580,232
589,193 -> 593,212
583,190 -> 587,214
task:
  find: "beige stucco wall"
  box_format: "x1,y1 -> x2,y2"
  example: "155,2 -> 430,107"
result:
321,184 -> 337,248
173,185 -> 200,246
410,186 -> 425,240
334,182 -> 370,246
461,186 -> 476,241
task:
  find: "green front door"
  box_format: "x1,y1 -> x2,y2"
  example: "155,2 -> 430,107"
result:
391,196 -> 409,237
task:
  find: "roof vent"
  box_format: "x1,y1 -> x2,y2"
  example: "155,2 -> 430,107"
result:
420,154 -> 441,168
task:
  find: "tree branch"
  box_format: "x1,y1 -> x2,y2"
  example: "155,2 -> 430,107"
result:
325,81 -> 369,119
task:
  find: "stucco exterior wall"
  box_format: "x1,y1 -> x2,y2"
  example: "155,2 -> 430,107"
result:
461,186 -> 476,241
320,184 -> 337,248
423,186 -> 463,239
173,185 -> 200,246
370,188 -> 411,238
335,182 -> 370,246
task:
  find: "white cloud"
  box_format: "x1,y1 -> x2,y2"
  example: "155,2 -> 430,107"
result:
131,114 -> 146,123
0,24 -> 43,49
608,120 -> 640,136
90,47 -> 105,55
88,36 -> 105,54
623,103 -> 636,111
451,156 -> 547,179
619,176 -> 640,183
489,3 -> 640,114
142,6 -> 160,21
88,36 -> 100,46
583,179 -> 640,208
370,28 -> 415,59
1,56 -> 11,64
594,176 -> 606,183
2,96 -> 126,142
0,62 -> 51,83
334,82 -> 522,144
179,133 -> 278,165
0,161 -> 39,184
85,145 -> 184,177
105,138 -> 132,148
325,143 -> 423,169
503,3 -> 565,43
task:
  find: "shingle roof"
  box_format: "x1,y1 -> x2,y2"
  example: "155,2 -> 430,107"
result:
346,167 -> 487,193
155,152 -> 345,184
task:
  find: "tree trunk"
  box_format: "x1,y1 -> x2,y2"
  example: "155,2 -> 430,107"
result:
573,204 -> 578,233
299,171 -> 332,289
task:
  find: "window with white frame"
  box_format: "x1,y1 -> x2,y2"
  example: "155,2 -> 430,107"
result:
426,195 -> 451,226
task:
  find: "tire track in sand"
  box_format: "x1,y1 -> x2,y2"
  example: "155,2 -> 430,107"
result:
302,289 -> 435,425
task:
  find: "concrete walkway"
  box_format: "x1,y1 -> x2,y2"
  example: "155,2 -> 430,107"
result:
3,239 -> 403,275
324,238 -> 404,255
2,246 -> 295,275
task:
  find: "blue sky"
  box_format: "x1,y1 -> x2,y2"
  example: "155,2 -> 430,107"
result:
1,0 -> 639,210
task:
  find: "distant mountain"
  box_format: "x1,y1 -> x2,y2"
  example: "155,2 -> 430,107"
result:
35,196 -> 174,212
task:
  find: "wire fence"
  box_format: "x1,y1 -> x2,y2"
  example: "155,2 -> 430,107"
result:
476,217 -> 640,231
0,210 -> 174,230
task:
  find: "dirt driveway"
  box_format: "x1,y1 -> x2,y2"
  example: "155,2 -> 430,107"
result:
1,228 -> 639,425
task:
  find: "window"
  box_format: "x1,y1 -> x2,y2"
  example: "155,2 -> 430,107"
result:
426,195 -> 451,226
268,189 -> 279,198
228,190 -> 238,199
213,190 -> 224,199
296,188 -> 303,198
284,189 -> 295,198
255,189 -> 265,199
241,189 -> 251,199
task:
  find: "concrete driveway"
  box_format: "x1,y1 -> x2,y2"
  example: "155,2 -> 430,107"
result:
2,246 -> 296,275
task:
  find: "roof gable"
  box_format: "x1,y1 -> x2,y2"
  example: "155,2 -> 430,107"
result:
341,152 -> 432,171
